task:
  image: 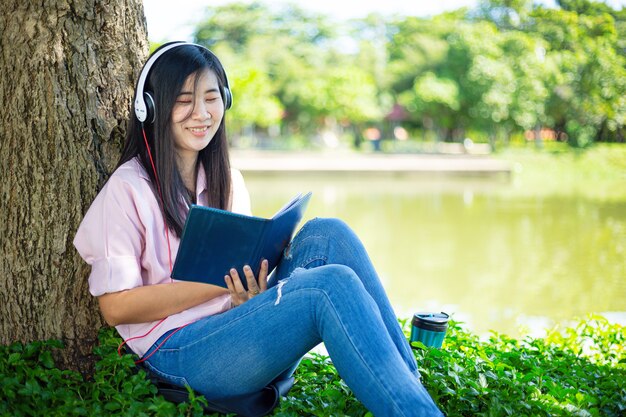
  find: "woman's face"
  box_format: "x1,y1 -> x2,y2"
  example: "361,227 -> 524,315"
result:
171,69 -> 225,162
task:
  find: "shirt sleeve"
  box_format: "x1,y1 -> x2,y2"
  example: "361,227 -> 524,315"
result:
230,168 -> 252,216
73,175 -> 145,296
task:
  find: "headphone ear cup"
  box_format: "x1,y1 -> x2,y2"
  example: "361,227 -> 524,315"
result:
222,87 -> 232,110
144,92 -> 156,124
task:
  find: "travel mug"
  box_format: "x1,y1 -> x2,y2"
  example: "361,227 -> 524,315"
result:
410,312 -> 449,348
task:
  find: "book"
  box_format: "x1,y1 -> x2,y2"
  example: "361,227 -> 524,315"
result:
171,192 -> 312,289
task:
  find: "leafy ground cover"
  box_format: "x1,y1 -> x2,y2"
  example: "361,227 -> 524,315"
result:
1,315 -> 623,416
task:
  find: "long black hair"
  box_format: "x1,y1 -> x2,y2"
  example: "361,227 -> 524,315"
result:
118,43 -> 231,237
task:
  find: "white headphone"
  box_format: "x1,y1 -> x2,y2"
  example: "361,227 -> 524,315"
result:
134,42 -> 232,123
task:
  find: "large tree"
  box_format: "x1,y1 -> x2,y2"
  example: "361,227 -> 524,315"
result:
0,0 -> 148,372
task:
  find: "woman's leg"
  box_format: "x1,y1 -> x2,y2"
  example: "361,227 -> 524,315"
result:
272,217 -> 419,376
145,265 -> 442,417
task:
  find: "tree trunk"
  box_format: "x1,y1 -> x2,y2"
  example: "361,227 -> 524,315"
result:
0,0 -> 148,373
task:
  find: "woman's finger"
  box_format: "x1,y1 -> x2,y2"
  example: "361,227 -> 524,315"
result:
225,274 -> 235,293
243,265 -> 261,296
224,274 -> 243,306
258,259 -> 269,292
229,268 -> 248,300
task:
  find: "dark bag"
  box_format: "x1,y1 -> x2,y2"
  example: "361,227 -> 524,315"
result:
135,359 -> 294,417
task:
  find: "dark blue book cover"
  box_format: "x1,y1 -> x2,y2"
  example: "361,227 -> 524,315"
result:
171,192 -> 312,289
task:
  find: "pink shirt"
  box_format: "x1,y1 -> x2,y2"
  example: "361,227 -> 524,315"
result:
73,157 -> 251,356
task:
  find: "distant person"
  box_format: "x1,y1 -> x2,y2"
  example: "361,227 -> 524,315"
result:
73,42 -> 443,417
364,126 -> 382,151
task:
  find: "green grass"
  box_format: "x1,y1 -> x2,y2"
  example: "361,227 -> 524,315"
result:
1,316 -> 624,416
497,142 -> 626,180
491,143 -> 626,202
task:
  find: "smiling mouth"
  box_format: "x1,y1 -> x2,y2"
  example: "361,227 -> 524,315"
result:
188,126 -> 210,133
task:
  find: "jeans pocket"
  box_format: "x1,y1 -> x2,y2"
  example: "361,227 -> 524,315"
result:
143,359 -> 190,388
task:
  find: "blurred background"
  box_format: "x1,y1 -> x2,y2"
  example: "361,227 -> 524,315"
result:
143,0 -> 625,338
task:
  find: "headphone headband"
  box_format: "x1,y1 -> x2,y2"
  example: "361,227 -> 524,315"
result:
134,42 -> 231,123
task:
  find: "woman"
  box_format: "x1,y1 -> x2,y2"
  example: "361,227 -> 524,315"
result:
74,42 -> 443,417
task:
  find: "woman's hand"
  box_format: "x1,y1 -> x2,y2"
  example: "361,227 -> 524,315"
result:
225,259 -> 269,307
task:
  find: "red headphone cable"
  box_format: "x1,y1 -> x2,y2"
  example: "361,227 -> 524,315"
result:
116,126 -> 189,364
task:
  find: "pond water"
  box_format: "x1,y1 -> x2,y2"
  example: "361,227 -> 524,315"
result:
244,171 -> 626,338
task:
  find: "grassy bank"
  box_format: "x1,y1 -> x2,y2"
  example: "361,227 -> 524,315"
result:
1,316 -> 624,416
495,143 -> 626,200
498,143 -> 626,180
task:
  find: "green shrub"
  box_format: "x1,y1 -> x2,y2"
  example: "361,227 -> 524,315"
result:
1,315 -> 623,416
412,315 -> 625,417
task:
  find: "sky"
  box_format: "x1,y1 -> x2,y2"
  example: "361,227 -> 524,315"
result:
143,0 -> 626,42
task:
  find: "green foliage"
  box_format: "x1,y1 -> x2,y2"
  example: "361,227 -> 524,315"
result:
193,2 -> 369,136
1,316 -> 623,416
525,4 -> 626,147
180,0 -> 626,148
497,143 -> 626,195
400,72 -> 460,117
273,353 -> 369,417
225,55 -> 284,131
0,330 -> 210,417
412,315 -> 625,416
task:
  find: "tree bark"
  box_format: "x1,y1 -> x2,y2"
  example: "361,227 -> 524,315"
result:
0,0 -> 148,373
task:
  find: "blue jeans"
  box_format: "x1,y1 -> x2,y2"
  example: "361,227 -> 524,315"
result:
144,218 -> 443,417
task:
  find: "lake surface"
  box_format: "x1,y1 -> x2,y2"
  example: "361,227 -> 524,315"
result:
244,171 -> 626,338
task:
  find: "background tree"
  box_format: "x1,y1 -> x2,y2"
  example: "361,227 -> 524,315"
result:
189,0 -> 625,149
526,4 -> 626,145
0,0 -> 148,372
216,45 -> 284,140
194,1 -> 385,142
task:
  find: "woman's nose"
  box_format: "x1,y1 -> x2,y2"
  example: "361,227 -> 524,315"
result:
192,100 -> 210,120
